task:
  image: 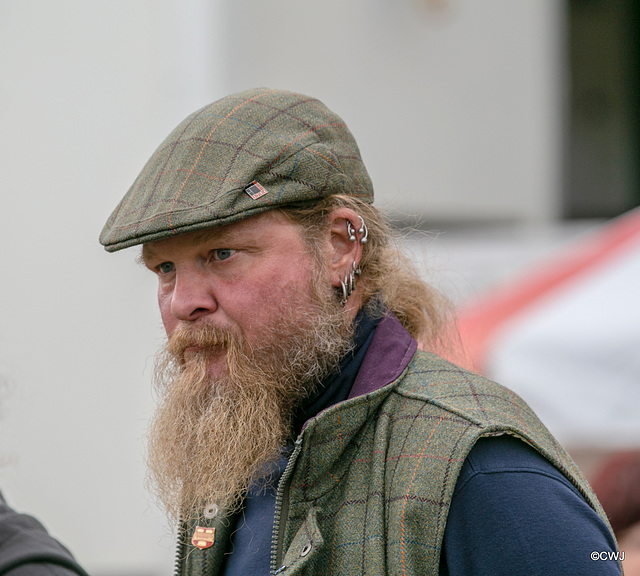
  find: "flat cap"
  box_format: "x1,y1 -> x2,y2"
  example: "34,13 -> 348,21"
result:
100,87 -> 373,252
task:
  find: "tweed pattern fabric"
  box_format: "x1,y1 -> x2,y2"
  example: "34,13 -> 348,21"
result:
176,349 -> 608,576
100,88 -> 373,252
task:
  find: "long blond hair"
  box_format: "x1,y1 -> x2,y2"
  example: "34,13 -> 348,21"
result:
280,195 -> 458,356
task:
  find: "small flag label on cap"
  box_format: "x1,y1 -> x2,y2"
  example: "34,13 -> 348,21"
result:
245,181 -> 268,200
192,526 -> 215,549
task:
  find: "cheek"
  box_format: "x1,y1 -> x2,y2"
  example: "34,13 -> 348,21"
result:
231,269 -> 311,326
157,291 -> 177,335
229,282 -> 279,321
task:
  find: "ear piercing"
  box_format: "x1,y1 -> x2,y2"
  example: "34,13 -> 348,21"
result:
340,260 -> 361,305
357,215 -> 368,244
342,215 -> 367,305
347,215 -> 368,244
347,220 -> 357,242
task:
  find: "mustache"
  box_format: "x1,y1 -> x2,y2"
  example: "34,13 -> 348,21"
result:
167,324 -> 242,362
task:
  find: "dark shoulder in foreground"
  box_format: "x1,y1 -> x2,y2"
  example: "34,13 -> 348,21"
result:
0,492 -> 89,576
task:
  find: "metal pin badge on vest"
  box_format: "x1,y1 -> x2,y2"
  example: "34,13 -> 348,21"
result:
245,181 -> 268,200
191,526 -> 215,549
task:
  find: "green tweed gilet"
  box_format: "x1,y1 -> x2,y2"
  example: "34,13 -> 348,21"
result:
177,350 -> 609,576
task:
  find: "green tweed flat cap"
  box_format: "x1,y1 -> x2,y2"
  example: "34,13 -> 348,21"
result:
100,87 -> 374,252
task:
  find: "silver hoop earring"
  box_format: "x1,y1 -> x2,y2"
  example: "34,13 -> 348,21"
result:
347,217 -> 368,244
348,269 -> 356,292
357,216 -> 368,244
340,261 -> 361,305
347,220 -> 357,242
340,277 -> 349,305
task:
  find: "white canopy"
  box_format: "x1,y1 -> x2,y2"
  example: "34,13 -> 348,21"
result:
456,209 -> 640,449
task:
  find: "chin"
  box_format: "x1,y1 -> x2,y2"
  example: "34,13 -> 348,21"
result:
207,357 -> 229,381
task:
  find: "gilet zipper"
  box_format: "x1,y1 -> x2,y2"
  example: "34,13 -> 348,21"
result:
270,434 -> 304,575
173,521 -> 187,576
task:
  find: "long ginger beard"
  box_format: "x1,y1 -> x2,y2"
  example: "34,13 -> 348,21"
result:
147,280 -> 355,525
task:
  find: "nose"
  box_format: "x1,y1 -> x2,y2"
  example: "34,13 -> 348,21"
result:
168,268 -> 218,323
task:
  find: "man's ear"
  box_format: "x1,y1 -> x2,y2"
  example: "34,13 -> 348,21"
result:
327,208 -> 364,289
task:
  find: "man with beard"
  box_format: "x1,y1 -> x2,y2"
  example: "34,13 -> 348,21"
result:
100,88 -> 621,575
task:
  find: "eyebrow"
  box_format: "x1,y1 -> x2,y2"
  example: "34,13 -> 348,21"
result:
140,244 -> 158,264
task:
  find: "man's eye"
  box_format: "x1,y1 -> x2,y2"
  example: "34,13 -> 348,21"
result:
212,249 -> 236,261
157,262 -> 175,274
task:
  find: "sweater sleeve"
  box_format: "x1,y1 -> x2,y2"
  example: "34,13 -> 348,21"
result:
439,435 -> 621,576
0,491 -> 89,576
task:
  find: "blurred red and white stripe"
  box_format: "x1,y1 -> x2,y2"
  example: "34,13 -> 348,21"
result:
456,209 -> 640,448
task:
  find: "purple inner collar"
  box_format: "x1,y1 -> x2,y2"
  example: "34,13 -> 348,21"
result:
348,312 -> 417,400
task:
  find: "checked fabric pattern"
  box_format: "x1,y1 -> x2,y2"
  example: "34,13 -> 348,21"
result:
177,347 -> 609,576
100,88 -> 373,252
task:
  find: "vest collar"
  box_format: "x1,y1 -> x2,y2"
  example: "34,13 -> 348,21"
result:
348,311 -> 417,400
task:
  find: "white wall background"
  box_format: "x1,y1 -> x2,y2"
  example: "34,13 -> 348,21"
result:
0,1 -> 225,573
0,1 -> 565,574
224,0 -> 565,222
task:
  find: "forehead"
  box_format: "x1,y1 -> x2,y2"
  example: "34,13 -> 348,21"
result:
141,210 -> 304,260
